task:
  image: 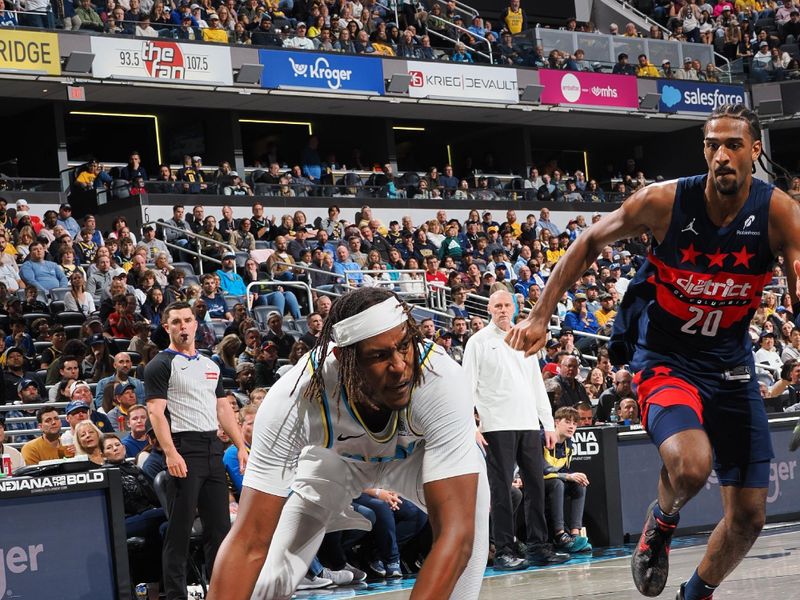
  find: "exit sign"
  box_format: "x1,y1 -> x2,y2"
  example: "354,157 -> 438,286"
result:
67,86 -> 85,102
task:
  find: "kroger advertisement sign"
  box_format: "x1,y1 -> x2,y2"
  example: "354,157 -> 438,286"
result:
658,80 -> 746,113
539,69 -> 639,109
260,50 -> 384,95
406,61 -> 518,103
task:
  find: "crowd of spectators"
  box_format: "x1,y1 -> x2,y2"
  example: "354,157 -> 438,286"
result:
1,190 -> 798,593
74,146 -> 659,204
0,0 -> 534,64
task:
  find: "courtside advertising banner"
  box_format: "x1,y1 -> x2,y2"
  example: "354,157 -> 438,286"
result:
0,29 -> 60,75
260,49 -> 384,94
406,61 -> 518,103
90,37 -> 233,85
658,80 -> 747,114
539,69 -> 638,109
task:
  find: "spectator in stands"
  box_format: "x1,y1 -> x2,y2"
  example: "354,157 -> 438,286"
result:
202,12 -> 229,42
636,53 -> 660,77
552,354 -> 590,408
543,406 -> 591,553
56,203 -> 80,239
284,21 -> 315,48
501,0 -> 526,34
333,245 -> 364,286
135,13 -> 158,36
21,407 -> 73,465
200,273 -> 232,320
615,398 -> 639,425
106,294 -> 137,339
19,241 -> 67,292
63,271 -> 95,316
612,52 -> 636,75
94,351 -> 144,411
263,311 -> 294,358
106,382 -> 138,432
452,41 -> 474,62
596,369 -> 633,423
756,332 -> 783,380
76,0 -> 104,30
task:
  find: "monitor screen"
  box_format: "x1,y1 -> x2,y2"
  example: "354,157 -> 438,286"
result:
0,470 -> 126,600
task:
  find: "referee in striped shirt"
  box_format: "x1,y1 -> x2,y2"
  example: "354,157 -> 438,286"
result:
146,301 -> 248,600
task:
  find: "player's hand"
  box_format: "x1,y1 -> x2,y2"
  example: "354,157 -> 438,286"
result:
505,314 -> 549,357
543,430 -> 558,450
570,472 -> 590,486
167,451 -> 188,478
475,430 -> 488,449
238,446 -> 249,474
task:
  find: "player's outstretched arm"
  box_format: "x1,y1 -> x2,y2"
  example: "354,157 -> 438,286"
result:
768,188 -> 800,306
207,487 -> 286,600
412,473 -> 479,600
506,183 -> 675,356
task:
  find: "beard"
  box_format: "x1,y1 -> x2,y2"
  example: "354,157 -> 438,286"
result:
713,171 -> 741,196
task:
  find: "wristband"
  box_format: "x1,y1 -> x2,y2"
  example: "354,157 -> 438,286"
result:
373,488 -> 383,498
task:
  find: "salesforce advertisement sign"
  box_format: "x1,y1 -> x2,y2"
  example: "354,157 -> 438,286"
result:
657,80 -> 746,114
259,49 -> 384,95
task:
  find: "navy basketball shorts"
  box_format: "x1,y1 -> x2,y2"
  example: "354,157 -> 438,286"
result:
633,364 -> 774,488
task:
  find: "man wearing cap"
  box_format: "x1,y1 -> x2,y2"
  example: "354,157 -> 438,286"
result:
56,203 -> 80,239
60,399 -> 89,449
216,252 -> 248,297
563,293 -> 599,345
202,12 -> 229,42
595,293 -> 618,327
584,284 -> 601,316
121,404 -> 149,458
146,301 -> 246,600
107,382 -> 139,432
177,11 -> 202,38
71,379 -> 115,434
463,290 -> 566,571
210,287 -> 488,599
251,14 -> 282,45
95,352 -> 145,410
138,225 -> 170,262
3,378 -> 45,443
675,56 -> 699,80
171,0 -> 199,25
4,346 -> 45,401
284,21 -> 315,48
19,241 -> 68,293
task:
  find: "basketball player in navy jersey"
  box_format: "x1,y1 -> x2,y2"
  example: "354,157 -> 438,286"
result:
507,105 -> 800,600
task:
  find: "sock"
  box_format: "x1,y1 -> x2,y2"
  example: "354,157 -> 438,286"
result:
652,502 -> 680,531
683,569 -> 718,600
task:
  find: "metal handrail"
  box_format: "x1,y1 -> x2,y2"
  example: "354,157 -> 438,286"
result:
426,20 -> 494,64
611,1 -> 732,80
144,220 -> 235,275
429,0 -> 478,20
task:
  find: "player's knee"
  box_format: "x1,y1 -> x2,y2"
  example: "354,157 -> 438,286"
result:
670,457 -> 712,495
727,503 -> 766,540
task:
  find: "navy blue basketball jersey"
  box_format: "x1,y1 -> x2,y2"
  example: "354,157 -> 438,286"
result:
620,175 -> 775,373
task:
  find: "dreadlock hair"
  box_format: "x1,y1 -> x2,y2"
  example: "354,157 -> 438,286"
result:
703,104 -> 794,180
300,287 -> 428,409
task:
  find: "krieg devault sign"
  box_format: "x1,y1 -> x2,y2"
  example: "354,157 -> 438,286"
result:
0,29 -> 60,75
260,49 -> 384,95
90,37 -> 233,85
406,61 -> 518,103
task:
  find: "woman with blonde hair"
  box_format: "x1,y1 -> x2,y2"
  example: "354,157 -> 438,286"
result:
212,334 -> 240,379
74,420 -> 105,465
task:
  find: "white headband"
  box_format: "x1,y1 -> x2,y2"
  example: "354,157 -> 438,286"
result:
331,296 -> 408,347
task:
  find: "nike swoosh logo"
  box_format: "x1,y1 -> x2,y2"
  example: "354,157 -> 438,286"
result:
337,433 -> 365,442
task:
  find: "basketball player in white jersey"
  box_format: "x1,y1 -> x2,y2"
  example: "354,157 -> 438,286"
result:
208,287 -> 490,600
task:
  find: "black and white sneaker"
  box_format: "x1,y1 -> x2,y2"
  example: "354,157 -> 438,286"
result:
493,551 -> 529,571
525,543 -> 570,566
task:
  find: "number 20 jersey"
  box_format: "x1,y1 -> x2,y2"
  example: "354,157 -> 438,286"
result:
626,174 -> 775,373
